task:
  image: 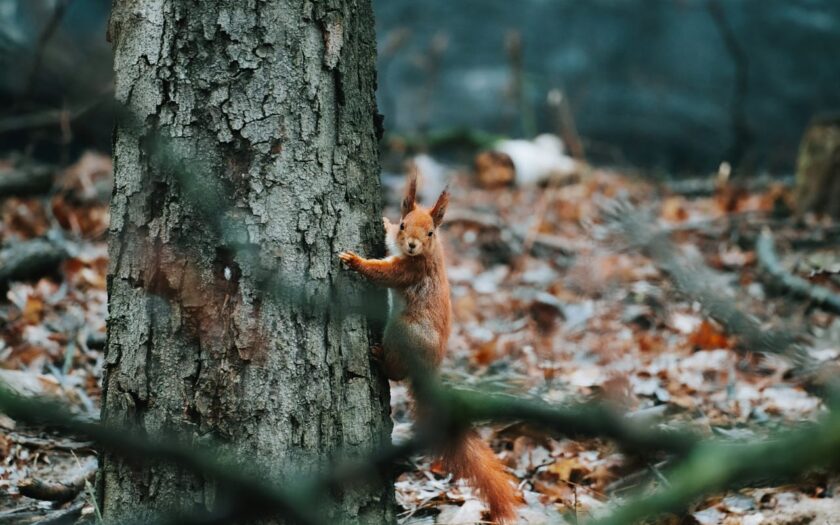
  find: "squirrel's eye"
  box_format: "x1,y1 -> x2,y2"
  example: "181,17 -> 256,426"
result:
399,223 -> 405,231
428,231 -> 433,237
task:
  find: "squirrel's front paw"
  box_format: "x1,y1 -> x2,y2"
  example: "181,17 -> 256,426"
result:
370,344 -> 384,362
338,251 -> 361,269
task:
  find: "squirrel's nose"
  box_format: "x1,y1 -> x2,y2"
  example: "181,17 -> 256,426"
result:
408,241 -> 417,250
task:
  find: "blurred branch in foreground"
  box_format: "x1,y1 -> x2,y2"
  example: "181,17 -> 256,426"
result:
594,407 -> 840,525
4,360 -> 838,525
0,383 -> 324,525
446,388 -> 699,456
107,113 -> 839,523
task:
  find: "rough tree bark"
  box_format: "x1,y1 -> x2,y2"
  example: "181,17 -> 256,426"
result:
101,1 -> 393,523
795,115 -> 840,219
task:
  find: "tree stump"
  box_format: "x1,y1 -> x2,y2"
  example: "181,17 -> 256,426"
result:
795,115 -> 840,218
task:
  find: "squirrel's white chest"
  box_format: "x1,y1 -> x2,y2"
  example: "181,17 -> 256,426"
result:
387,278 -> 430,320
385,231 -> 401,257
387,289 -> 402,318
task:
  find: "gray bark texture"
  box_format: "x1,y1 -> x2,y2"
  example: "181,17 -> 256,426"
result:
101,1 -> 393,523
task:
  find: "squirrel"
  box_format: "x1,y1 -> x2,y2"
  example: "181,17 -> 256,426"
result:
339,174 -> 521,524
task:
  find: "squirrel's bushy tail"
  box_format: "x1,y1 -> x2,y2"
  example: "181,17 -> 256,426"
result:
440,430 -> 521,524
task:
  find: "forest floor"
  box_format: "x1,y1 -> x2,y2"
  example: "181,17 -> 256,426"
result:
1,148 -> 839,524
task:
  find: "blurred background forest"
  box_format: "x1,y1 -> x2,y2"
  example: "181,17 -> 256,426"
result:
2,1 -> 840,524
4,0 -> 840,172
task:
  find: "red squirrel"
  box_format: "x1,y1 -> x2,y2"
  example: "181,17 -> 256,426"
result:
339,174 -> 520,523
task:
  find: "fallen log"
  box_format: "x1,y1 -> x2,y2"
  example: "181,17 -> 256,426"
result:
0,161 -> 54,198
0,238 -> 69,288
444,208 -> 579,256
32,503 -> 84,525
664,174 -> 793,197
0,370 -> 69,400
18,459 -> 96,503
8,432 -> 95,453
756,229 -> 840,315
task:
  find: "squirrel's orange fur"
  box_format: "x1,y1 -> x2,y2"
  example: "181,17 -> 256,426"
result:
339,174 -> 521,524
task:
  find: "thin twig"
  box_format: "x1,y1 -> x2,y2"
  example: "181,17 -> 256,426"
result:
22,0 -> 74,100
706,0 -> 751,170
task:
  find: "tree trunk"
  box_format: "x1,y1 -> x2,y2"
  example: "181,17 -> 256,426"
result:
795,115 -> 840,219
101,1 -> 392,523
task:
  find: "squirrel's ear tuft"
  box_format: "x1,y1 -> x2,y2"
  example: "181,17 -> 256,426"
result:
401,171 -> 418,218
430,187 -> 449,227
